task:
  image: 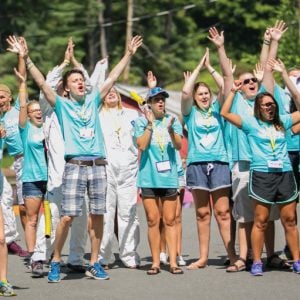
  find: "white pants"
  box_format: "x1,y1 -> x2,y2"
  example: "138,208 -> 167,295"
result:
100,171 -> 140,267
1,176 -> 19,244
13,156 -> 24,205
31,186 -> 88,264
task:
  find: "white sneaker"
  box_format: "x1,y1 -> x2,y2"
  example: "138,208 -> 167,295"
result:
176,255 -> 186,266
160,252 -> 168,265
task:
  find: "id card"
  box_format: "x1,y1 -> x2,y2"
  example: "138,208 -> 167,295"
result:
267,160 -> 283,169
200,134 -> 215,147
156,160 -> 171,173
80,128 -> 94,138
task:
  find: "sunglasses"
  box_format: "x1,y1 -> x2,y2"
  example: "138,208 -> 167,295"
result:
260,102 -> 276,108
28,109 -> 42,113
243,77 -> 258,85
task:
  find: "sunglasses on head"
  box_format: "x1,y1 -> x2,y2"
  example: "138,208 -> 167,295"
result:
243,77 -> 258,85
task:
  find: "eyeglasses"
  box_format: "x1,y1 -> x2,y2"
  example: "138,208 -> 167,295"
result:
260,102 -> 276,108
28,109 -> 42,113
243,77 -> 258,85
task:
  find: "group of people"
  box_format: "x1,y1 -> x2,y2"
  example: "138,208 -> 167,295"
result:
0,19 -> 300,296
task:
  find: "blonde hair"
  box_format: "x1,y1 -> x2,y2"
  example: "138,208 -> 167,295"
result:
102,87 -> 122,110
27,100 -> 40,112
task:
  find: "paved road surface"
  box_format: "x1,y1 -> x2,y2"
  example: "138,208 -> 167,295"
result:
7,205 -> 300,300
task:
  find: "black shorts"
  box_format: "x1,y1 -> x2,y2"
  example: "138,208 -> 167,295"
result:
288,151 -> 300,190
249,170 -> 298,204
141,188 -> 178,199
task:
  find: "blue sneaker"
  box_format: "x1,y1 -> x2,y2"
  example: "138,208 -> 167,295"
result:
293,260 -> 300,274
0,281 -> 16,297
85,262 -> 109,280
250,262 -> 263,276
48,262 -> 61,283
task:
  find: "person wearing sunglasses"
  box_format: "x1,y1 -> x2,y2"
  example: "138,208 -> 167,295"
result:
209,22 -> 288,272
134,86 -> 183,275
221,79 -> 300,276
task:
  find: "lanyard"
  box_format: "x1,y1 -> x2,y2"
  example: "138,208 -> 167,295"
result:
152,117 -> 167,157
262,123 -> 276,152
72,98 -> 90,124
109,109 -> 122,138
199,107 -> 212,128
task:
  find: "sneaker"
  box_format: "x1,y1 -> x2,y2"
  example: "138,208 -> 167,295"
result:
160,252 -> 168,265
279,245 -> 293,261
67,263 -> 86,274
31,260 -> 44,278
250,262 -> 263,276
48,262 -> 61,283
7,241 -> 30,257
85,262 -> 109,280
0,281 -> 16,297
293,260 -> 300,274
176,255 -> 186,266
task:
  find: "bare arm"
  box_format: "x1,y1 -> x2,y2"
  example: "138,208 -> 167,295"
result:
181,50 -> 207,115
259,28 -> 271,67
220,80 -> 243,128
14,68 -> 27,128
100,35 -> 143,98
167,117 -> 182,150
136,110 -> 154,151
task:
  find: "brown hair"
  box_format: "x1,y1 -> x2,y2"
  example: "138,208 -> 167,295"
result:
254,92 -> 283,131
62,69 -> 85,98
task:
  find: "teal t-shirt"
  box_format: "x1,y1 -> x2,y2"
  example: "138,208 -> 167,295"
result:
54,90 -> 105,158
274,84 -> 300,152
241,114 -> 292,172
175,150 -> 184,177
19,121 -> 47,182
183,101 -> 228,165
1,103 -> 23,156
134,114 -> 183,188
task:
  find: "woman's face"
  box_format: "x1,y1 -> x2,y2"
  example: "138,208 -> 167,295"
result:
104,88 -> 120,108
149,94 -> 166,118
259,95 -> 276,122
194,85 -> 211,110
239,73 -> 258,99
28,103 -> 43,127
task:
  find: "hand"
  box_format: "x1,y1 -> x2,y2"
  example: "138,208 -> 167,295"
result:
253,63 -> 264,82
167,116 -> 175,133
6,35 -> 27,57
183,71 -> 192,82
208,27 -> 224,48
144,108 -> 154,124
263,28 -> 271,42
147,71 -> 157,89
18,37 -> 29,58
0,126 -> 6,138
267,58 -> 286,73
269,20 -> 288,41
64,38 -> 73,62
232,80 -> 242,92
203,48 -> 211,69
14,67 -> 26,83
128,35 -> 143,55
98,57 -> 108,65
228,58 -> 236,75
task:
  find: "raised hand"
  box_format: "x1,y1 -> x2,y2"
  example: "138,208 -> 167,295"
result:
0,126 -> 6,138
232,80 -> 242,92
203,48 -> 211,69
264,28 -> 271,42
208,27 -> 224,48
253,63 -> 264,82
147,71 -> 157,89
270,20 -> 288,41
144,108 -> 154,125
167,116 -> 175,133
183,71 -> 192,82
229,58 -> 236,75
267,58 -> 285,73
128,35 -> 143,55
18,37 -> 29,58
14,67 -> 26,83
64,37 -> 73,62
6,35 -> 26,57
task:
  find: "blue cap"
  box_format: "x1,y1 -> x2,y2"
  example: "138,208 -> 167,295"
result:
146,87 -> 169,100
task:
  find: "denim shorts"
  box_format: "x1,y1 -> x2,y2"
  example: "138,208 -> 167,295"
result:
22,181 -> 47,199
186,162 -> 231,192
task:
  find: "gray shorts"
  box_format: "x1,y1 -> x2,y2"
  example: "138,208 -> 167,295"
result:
62,163 -> 107,216
186,161 -> 231,192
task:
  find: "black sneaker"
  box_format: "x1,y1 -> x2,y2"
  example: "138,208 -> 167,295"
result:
67,263 -> 86,274
31,261 -> 44,278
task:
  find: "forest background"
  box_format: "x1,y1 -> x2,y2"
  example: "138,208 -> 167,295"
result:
0,0 -> 299,99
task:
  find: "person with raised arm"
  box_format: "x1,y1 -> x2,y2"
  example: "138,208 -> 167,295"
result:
221,79 -> 300,276
7,34 -> 142,283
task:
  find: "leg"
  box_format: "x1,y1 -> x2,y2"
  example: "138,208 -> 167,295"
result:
251,200 -> 270,262
212,188 -> 236,264
0,206 -> 7,281
188,189 -> 211,269
175,188 -> 184,257
158,198 -> 167,264
143,197 -> 161,269
89,214 -> 103,264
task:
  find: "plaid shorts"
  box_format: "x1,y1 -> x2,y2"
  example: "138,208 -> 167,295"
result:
62,163 -> 107,216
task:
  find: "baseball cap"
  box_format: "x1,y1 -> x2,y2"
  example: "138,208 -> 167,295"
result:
146,87 -> 169,100
0,84 -> 12,96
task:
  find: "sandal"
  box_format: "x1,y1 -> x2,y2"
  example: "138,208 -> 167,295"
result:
170,267 -> 184,275
226,258 -> 246,273
187,261 -> 207,270
266,254 -> 290,269
147,267 -> 160,275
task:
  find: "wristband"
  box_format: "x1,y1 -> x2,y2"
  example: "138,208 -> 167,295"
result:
210,70 -> 216,75
63,59 -> 70,65
146,126 -> 153,132
263,39 -> 271,46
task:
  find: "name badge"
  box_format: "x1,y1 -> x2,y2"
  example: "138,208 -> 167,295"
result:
200,133 -> 215,147
156,160 -> 171,173
80,128 -> 94,138
267,160 -> 283,169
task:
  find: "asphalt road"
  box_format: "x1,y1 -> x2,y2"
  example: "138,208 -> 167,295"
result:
7,204 -> 300,300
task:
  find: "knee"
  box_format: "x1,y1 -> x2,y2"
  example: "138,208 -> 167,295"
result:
27,215 -> 39,227
214,208 -> 230,221
254,219 -> 268,231
282,215 -> 297,229
196,210 -> 211,222
61,215 -> 74,226
147,214 -> 160,228
163,217 -> 176,227
0,237 -> 5,246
